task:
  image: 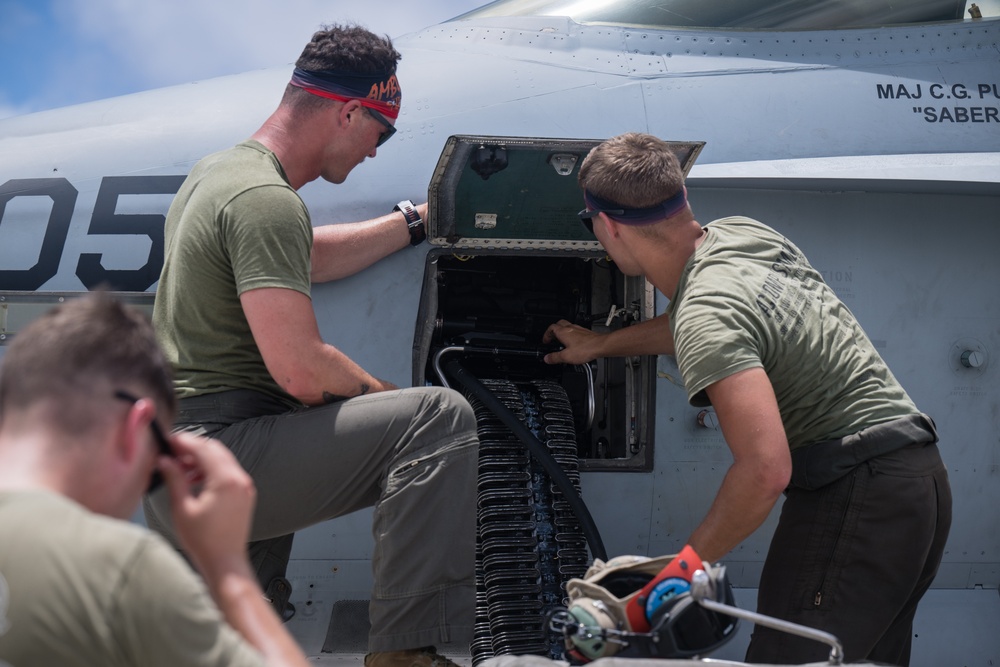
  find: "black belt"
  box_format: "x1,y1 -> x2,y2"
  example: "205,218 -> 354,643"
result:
176,389 -> 292,426
790,413 -> 938,491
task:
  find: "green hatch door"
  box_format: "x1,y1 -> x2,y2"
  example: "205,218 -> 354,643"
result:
427,135 -> 705,250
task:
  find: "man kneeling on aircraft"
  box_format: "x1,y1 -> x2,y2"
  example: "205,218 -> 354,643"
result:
144,23 -> 479,667
543,132 -> 952,666
0,293 -> 311,667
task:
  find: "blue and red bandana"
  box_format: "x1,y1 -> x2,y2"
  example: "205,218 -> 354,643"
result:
290,67 -> 401,119
583,187 -> 688,225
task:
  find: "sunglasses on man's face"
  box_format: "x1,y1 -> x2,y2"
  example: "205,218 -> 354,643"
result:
577,207 -> 624,235
364,107 -> 397,147
114,390 -> 172,493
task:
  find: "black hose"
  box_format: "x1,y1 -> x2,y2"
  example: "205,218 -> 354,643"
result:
444,358 -> 608,562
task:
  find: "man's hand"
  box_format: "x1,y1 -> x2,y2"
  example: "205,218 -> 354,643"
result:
414,201 -> 428,221
542,319 -> 607,365
158,432 -> 256,577
543,313 -> 676,364
321,378 -> 399,403
375,378 -> 400,392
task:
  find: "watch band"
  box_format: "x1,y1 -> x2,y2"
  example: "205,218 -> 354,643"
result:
393,199 -> 426,246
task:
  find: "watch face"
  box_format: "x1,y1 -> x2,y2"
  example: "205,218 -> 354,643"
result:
395,200 -> 418,222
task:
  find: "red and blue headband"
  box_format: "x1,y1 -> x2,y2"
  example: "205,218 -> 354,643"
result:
582,186 -> 688,225
290,67 -> 401,119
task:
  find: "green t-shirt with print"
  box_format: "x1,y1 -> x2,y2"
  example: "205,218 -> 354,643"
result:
665,216 -> 917,449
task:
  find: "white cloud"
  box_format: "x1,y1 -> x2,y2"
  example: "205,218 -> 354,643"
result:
0,0 -> 483,119
7,0 -> 1000,121
61,0 -> 481,92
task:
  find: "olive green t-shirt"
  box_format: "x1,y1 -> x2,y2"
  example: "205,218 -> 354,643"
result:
154,140 -> 312,405
665,216 -> 918,449
0,491 -> 265,667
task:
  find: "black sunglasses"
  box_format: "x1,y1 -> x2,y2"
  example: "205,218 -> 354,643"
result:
364,107 -> 397,147
114,390 -> 172,493
577,207 -> 624,235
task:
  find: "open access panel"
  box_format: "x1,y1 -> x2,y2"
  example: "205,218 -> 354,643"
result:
413,135 -> 704,472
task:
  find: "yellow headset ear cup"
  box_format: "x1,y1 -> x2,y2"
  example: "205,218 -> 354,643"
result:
566,597 -> 622,660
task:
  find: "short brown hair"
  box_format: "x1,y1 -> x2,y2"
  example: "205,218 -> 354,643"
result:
295,23 -> 400,74
578,133 -> 685,208
282,23 -> 402,111
0,292 -> 174,433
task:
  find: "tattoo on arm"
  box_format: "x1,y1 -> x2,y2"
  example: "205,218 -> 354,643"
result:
322,383 -> 371,404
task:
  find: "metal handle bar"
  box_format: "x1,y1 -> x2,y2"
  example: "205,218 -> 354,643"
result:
691,570 -> 844,665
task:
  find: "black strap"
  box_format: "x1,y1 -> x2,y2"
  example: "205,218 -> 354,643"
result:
393,199 -> 426,246
790,413 -> 938,490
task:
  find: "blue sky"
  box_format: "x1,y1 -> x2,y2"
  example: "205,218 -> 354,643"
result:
4,0 -> 998,120
0,0 -> 487,120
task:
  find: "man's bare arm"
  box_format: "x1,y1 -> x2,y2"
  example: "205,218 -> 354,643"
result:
310,203 -> 426,282
686,367 -> 792,563
241,287 -> 397,405
542,312 -> 676,365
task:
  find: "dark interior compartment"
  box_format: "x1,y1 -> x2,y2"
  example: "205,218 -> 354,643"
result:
414,249 -> 654,471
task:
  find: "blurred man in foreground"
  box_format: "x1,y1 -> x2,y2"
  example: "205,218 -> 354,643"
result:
0,293 -> 310,667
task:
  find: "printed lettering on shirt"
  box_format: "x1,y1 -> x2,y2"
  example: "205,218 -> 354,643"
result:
754,238 -> 812,340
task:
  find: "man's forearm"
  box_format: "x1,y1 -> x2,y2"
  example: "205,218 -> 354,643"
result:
310,213 -> 411,282
282,342 -> 396,406
692,368 -> 792,563
599,312 -> 675,357
686,461 -> 783,563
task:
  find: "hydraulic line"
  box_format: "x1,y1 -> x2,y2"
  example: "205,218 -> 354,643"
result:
443,358 -> 608,562
434,344 -> 594,431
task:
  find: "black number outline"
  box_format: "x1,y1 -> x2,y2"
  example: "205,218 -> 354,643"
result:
0,178 -> 78,292
76,175 -> 186,291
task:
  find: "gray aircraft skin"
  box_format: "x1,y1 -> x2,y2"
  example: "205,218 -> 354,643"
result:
1,0 -> 999,664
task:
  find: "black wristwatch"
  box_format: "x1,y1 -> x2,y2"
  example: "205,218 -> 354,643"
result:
394,199 -> 426,246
